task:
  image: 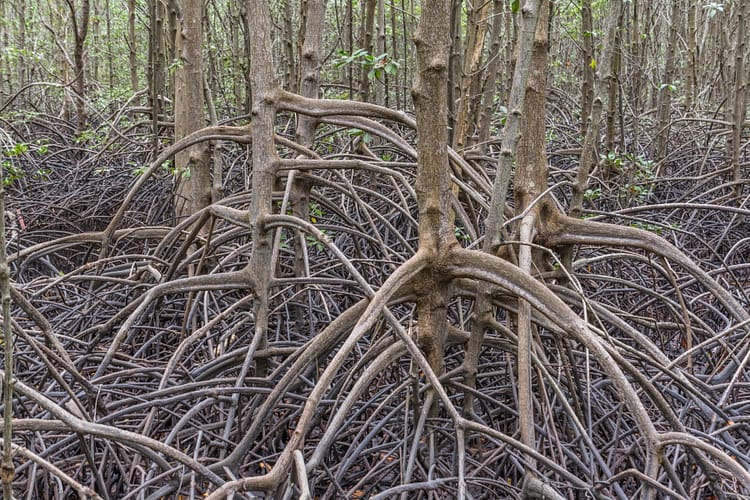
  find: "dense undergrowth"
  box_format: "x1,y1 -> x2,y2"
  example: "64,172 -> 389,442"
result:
0,96 -> 749,498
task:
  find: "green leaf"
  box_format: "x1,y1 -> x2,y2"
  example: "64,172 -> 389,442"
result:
511,0 -> 520,13
384,61 -> 399,75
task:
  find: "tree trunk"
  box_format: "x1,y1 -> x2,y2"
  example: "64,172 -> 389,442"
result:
512,0 -> 551,478
685,0 -> 697,111
447,0 -> 463,143
653,0 -> 680,164
0,0 -> 8,102
580,0 -> 594,139
452,0 -> 492,151
475,0 -> 506,152
174,0 -> 210,219
283,0 -> 297,92
66,0 -> 90,136
603,4 -> 623,162
246,0 -> 279,379
375,0 -> 386,105
289,0 -> 327,335
127,0 -> 138,92
17,0 -> 26,90
570,0 -> 622,217
148,0 -> 166,156
412,0 -> 453,409
390,0 -> 400,108
729,0 -> 747,202
358,0 -> 377,101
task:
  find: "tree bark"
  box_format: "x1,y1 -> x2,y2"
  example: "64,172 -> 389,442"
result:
580,0 -> 594,139
475,0 -> 506,153
127,0 -> 138,92
358,0 -> 377,101
729,0 -> 747,202
66,0 -> 90,136
174,0 -> 210,219
412,0 -> 453,407
653,0 -> 680,164
452,0 -> 492,152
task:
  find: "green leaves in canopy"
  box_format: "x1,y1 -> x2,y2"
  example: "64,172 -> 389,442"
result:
333,49 -> 399,81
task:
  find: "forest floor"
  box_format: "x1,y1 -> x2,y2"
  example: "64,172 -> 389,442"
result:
1,102 -> 748,498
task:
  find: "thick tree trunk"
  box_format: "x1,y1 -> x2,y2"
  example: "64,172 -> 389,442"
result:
412,0 -> 453,410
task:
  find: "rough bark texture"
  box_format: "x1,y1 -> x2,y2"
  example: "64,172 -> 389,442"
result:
475,0 -> 506,152
729,0 -> 747,202
174,0 -> 210,218
653,0 -> 679,163
412,0 -> 453,399
452,0 -> 491,151
67,0 -> 90,136
127,0 -> 138,92
514,0 -> 550,212
580,0 -> 594,138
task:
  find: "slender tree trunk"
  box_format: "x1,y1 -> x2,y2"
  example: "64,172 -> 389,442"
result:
345,0 -> 353,98
447,0 -> 463,143
174,0 -> 210,218
629,0 -> 644,146
452,0 -> 492,151
284,0 -> 297,92
289,0 -> 328,334
604,6 -> 622,156
229,0 -> 243,111
514,0 -> 550,212
16,0 -> 26,91
240,2 -> 253,115
104,0 -> 114,107
729,0 -> 747,202
66,0 -> 90,135
580,0 -> 594,138
375,0 -> 386,105
0,0 -> 7,102
90,0 -> 100,84
570,0 -> 622,217
148,0 -> 166,156
512,0 -> 551,481
128,0 -> 138,92
476,0 -> 506,152
653,0 -> 679,163
390,0 -> 400,108
685,0 -> 697,111
166,0 -> 178,98
358,0 -> 377,101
